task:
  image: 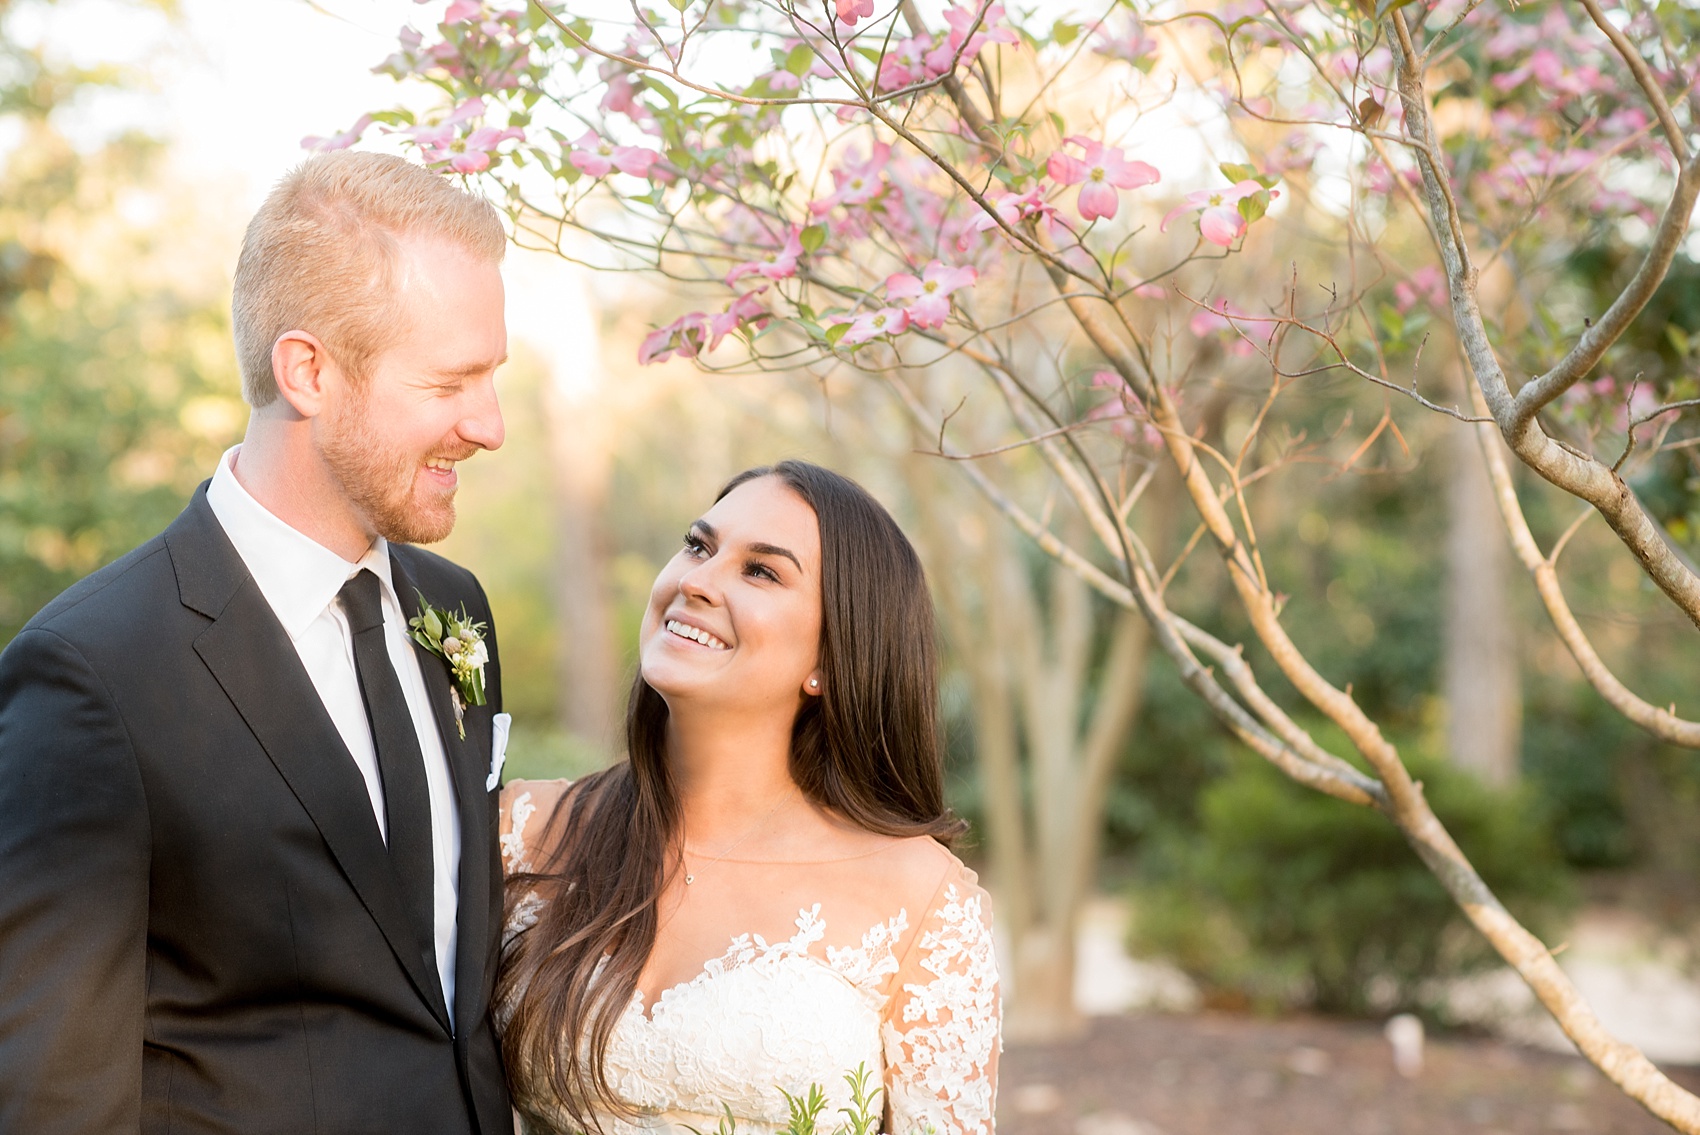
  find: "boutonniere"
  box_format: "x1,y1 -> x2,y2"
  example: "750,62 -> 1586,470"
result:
407,591 -> 488,740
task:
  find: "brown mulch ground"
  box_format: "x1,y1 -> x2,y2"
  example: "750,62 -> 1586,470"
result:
997,1013 -> 1700,1135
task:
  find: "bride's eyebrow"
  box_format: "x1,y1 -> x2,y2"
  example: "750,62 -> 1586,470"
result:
745,541 -> 801,572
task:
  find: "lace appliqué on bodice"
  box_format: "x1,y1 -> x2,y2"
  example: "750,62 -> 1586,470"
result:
590,906 -> 905,1135
498,784 -> 1001,1135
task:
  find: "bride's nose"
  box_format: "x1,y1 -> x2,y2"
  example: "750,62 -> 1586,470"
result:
676,560 -> 722,606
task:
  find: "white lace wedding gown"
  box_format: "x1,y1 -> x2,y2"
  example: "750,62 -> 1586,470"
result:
498,781 -> 1001,1135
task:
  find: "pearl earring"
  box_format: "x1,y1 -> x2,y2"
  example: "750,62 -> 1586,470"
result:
808,679 -> 819,689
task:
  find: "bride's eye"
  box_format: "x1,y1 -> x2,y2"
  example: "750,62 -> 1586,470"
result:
682,531 -> 708,557
744,561 -> 779,583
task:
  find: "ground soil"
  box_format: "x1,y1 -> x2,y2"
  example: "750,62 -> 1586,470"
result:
997,1012 -> 1700,1135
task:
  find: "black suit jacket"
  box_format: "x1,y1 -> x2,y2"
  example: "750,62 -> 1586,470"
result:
0,486 -> 514,1135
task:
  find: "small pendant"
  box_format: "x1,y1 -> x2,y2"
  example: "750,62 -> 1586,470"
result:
684,874 -> 695,885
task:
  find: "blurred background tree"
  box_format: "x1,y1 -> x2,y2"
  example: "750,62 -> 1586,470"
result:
0,0 -> 244,642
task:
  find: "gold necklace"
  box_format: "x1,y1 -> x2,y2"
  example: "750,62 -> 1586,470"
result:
682,792 -> 795,886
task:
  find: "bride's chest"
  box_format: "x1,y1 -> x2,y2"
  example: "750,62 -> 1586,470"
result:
602,906 -> 906,1123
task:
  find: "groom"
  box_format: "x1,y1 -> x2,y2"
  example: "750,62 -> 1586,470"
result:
0,152 -> 515,1133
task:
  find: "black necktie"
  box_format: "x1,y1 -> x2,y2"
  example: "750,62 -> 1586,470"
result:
339,569 -> 437,966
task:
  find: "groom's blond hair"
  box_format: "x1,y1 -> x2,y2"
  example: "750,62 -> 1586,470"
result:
231,151 -> 506,407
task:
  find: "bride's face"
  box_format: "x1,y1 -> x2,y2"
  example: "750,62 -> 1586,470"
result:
639,476 -> 823,713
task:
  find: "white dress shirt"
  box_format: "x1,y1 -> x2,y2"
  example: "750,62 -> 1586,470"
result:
207,445 -> 462,1023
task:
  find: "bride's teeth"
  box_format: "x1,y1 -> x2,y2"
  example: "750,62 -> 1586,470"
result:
665,619 -> 728,650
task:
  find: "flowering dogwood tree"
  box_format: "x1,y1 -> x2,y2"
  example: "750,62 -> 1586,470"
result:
330,0 -> 1700,1119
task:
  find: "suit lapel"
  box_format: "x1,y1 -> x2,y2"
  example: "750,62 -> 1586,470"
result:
391,551 -> 495,1034
167,490 -> 453,1034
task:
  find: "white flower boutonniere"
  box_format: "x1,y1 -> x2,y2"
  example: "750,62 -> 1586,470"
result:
407,590 -> 488,740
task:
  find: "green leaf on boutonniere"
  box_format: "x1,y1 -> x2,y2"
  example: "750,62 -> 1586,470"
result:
408,590 -> 490,739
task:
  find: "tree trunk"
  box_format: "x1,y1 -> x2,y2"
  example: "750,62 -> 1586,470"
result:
916,466 -> 1150,1042
1444,419 -> 1522,785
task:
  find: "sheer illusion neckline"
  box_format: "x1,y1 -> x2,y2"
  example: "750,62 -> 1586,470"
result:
632,903 -> 909,1025
676,842 -> 901,867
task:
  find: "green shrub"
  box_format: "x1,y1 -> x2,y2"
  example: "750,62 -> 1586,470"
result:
1131,752 -> 1576,1016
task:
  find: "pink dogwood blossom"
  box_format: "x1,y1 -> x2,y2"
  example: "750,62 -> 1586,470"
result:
638,289 -> 772,366
885,261 -> 978,328
725,227 -> 805,285
835,307 -> 910,345
809,143 -> 892,215
1188,299 -> 1259,356
638,313 -> 708,365
1088,371 -> 1163,445
1047,137 -> 1160,221
302,114 -> 373,152
878,36 -> 933,90
1392,266 -> 1447,314
835,0 -> 874,26
398,97 -> 486,150
443,0 -> 481,22
1161,179 -> 1270,246
438,124 -> 523,172
706,289 -> 771,347
569,131 -> 661,179
924,3 -> 1019,74
962,187 -> 1059,247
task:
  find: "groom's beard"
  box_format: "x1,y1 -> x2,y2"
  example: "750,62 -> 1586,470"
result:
321,393 -> 459,546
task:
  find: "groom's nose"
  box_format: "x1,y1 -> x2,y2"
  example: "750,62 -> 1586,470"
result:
457,380 -> 505,453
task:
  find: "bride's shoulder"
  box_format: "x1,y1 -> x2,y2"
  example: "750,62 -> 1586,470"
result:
855,834 -> 988,924
498,778 -> 576,873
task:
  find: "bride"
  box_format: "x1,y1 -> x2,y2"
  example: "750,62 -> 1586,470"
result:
496,460 -> 1000,1135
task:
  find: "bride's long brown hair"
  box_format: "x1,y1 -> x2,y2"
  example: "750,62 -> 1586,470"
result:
497,460 -> 964,1132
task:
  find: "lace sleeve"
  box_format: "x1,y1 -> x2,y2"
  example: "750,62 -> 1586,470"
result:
498,778 -> 572,875
881,870 -> 1001,1135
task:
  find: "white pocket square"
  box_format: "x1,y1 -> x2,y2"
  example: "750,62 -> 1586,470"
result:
486,712 -> 512,792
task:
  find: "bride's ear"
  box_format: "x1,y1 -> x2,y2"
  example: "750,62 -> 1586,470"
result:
802,670 -> 824,698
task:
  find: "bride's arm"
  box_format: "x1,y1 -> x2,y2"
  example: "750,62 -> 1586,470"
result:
880,864 -> 1002,1135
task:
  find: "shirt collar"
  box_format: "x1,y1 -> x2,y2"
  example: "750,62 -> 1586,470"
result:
205,445 -> 395,641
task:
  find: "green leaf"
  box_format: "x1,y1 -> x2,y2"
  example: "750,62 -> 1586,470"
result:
1051,19 -> 1080,45
1219,161 -> 1258,184
1238,189 -> 1270,224
1667,324 -> 1692,356
424,609 -> 444,641
1377,302 -> 1406,341
799,224 -> 827,253
784,44 -> 815,76
825,322 -> 851,346
667,0 -> 688,11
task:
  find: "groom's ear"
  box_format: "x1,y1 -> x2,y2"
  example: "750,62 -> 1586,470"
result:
271,330 -> 333,420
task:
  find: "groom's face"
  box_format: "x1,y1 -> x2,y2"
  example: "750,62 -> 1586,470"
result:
319,234 -> 507,546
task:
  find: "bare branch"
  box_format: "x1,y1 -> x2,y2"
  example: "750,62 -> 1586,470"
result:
1469,384 -> 1700,748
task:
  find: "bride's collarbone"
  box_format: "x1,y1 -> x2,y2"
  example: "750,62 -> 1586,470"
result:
636,834 -> 958,1006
